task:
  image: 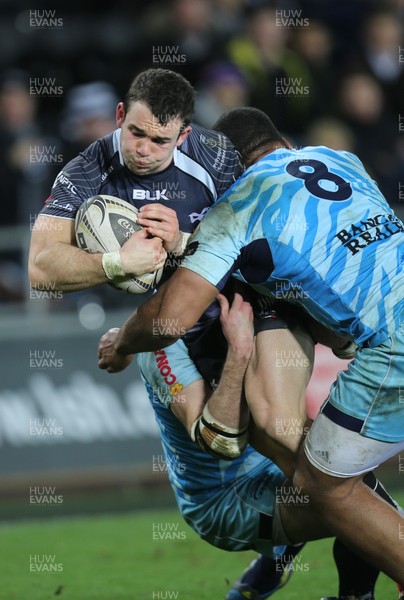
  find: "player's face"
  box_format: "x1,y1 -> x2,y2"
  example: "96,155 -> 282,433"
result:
117,101 -> 191,176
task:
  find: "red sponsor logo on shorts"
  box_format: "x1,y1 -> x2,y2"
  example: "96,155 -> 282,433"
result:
154,350 -> 177,386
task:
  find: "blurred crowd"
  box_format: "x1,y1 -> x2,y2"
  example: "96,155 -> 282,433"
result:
0,0 -> 403,306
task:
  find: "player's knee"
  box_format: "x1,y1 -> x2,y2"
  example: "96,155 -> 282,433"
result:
293,450 -> 358,510
292,457 -> 322,501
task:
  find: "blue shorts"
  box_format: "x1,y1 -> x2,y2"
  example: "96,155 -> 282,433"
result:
179,459 -> 287,556
324,318 -> 404,443
305,309 -> 404,476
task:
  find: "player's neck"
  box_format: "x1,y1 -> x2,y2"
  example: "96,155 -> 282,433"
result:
247,143 -> 287,167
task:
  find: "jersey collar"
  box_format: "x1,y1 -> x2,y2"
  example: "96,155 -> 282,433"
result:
113,128 -> 125,166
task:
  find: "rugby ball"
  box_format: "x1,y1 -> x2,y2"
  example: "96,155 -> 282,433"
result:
75,195 -> 163,294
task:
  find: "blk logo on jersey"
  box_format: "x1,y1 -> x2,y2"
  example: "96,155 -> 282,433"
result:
133,185 -> 187,202
133,189 -> 168,201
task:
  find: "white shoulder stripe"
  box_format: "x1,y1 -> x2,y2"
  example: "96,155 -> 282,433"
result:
112,129 -> 125,166
174,148 -> 217,199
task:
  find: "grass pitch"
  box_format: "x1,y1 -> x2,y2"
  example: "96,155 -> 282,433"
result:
0,506 -> 400,600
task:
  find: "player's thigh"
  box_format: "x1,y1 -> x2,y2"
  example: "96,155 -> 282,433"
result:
245,324 -> 314,454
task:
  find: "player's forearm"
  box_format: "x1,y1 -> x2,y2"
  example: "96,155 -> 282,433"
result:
115,272 -> 210,355
189,344 -> 251,460
29,242 -> 108,291
115,319 -> 178,355
206,346 -> 250,430
115,292 -> 179,355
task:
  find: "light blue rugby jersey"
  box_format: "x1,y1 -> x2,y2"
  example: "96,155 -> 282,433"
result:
181,146 -> 404,347
138,376 -> 268,507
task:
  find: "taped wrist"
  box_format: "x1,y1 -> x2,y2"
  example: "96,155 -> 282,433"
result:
102,251 -> 125,280
173,232 -> 191,256
332,340 -> 358,359
190,404 -> 248,460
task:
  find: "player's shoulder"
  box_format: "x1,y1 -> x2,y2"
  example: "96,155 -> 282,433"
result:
182,123 -> 238,155
79,130 -> 120,168
59,130 -> 123,190
176,123 -> 242,189
295,145 -> 364,169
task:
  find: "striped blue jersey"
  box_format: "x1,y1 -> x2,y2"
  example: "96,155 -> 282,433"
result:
181,146 -> 404,347
140,383 -> 267,508
137,337 -> 266,506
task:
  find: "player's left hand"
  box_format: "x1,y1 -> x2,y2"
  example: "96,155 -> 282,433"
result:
98,327 -> 134,373
137,204 -> 182,254
217,292 -> 254,359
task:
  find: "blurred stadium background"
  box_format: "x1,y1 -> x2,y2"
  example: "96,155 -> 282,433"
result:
0,0 -> 403,594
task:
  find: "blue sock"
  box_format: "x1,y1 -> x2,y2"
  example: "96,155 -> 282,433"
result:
242,544 -> 304,591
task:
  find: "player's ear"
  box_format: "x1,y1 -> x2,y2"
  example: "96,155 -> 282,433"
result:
176,126 -> 192,147
116,102 -> 125,128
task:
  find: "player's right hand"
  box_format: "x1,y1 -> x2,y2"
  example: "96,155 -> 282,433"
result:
137,203 -> 181,254
119,229 -> 167,276
217,292 -> 254,360
98,327 -> 134,373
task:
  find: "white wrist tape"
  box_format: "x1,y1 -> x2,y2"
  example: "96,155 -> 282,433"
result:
190,404 -> 249,460
174,232 -> 191,256
102,251 -> 125,280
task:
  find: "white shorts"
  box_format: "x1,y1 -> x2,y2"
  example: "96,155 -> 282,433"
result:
305,412 -> 404,478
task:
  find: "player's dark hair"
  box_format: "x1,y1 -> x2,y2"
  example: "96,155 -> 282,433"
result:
124,69 -> 195,130
213,107 -> 285,165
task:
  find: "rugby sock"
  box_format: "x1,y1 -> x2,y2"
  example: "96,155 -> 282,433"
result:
333,538 -> 378,599
241,544 -> 304,590
274,542 -> 304,571
334,471 -> 399,599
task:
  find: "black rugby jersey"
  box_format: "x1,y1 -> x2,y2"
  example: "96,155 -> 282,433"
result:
40,124 -> 242,336
41,124 -> 242,234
